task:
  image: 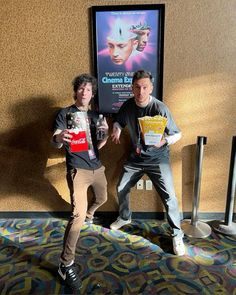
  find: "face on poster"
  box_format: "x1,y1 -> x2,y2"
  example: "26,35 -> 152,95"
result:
94,8 -> 162,114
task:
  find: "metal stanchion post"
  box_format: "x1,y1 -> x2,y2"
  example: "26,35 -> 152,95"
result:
181,136 -> 212,238
212,136 -> 236,235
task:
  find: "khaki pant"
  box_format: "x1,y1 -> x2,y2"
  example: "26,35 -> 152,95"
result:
60,166 -> 107,265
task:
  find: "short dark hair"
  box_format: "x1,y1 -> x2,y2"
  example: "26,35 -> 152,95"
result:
72,74 -> 97,98
132,70 -> 153,84
130,23 -> 151,31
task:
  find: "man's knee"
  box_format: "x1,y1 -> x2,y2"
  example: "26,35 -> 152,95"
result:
117,179 -> 133,194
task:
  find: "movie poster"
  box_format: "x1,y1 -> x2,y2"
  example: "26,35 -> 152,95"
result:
92,6 -> 164,114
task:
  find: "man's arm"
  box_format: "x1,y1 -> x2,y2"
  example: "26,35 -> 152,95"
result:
155,102 -> 182,148
51,129 -> 72,148
153,132 -> 182,148
97,135 -> 109,150
165,132 -> 182,145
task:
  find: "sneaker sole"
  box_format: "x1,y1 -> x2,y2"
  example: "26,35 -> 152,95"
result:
174,250 -> 186,256
110,221 -> 132,230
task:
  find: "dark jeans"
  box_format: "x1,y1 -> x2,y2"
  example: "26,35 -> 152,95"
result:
117,161 -> 183,237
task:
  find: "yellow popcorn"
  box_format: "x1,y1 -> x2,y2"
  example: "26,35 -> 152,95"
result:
138,115 -> 167,145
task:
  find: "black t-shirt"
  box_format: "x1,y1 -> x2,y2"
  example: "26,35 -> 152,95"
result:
115,96 -> 181,166
53,104 -> 102,171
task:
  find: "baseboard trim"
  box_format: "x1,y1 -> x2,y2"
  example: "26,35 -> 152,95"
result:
0,211 -> 233,221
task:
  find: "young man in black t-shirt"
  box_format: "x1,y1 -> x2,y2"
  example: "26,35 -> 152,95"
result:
52,74 -> 108,290
110,70 -> 185,256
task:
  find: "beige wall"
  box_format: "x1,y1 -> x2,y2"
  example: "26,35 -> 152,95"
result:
0,0 -> 235,214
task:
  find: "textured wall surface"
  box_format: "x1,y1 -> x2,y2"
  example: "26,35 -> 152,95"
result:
0,0 -> 235,213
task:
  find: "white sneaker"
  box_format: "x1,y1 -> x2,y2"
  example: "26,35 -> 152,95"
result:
172,236 -> 185,256
84,217 -> 93,225
110,217 -> 131,230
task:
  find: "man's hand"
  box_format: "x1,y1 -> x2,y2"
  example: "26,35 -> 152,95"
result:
54,130 -> 73,144
111,124 -> 122,144
153,137 -> 167,148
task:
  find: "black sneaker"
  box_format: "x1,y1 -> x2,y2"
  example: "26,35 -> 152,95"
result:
58,263 -> 82,290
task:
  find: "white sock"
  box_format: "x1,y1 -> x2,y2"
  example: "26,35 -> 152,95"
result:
61,260 -> 74,267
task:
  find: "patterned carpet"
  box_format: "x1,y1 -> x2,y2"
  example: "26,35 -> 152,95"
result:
0,218 -> 236,295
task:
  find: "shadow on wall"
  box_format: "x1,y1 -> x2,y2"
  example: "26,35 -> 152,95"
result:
181,144 -> 195,217
0,96 -> 70,211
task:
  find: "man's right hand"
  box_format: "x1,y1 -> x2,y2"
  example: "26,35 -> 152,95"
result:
111,124 -> 121,144
54,130 -> 73,144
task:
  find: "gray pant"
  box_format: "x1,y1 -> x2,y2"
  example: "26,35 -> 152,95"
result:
117,161 -> 183,237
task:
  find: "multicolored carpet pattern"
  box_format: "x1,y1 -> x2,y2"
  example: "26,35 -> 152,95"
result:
0,218 -> 236,294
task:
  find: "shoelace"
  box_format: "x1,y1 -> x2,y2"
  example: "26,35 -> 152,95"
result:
68,268 -> 78,282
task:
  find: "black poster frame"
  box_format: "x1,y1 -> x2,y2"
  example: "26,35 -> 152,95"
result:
91,4 -> 165,116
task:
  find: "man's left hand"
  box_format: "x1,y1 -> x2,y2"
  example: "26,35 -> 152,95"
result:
153,138 -> 167,148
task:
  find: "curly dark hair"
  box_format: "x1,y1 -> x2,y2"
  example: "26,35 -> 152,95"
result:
132,70 -> 153,84
72,74 -> 97,100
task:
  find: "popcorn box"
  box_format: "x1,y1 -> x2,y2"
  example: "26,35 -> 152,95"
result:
138,115 -> 167,145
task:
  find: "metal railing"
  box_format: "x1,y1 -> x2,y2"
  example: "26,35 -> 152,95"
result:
212,136 -> 236,235
181,136 -> 212,238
